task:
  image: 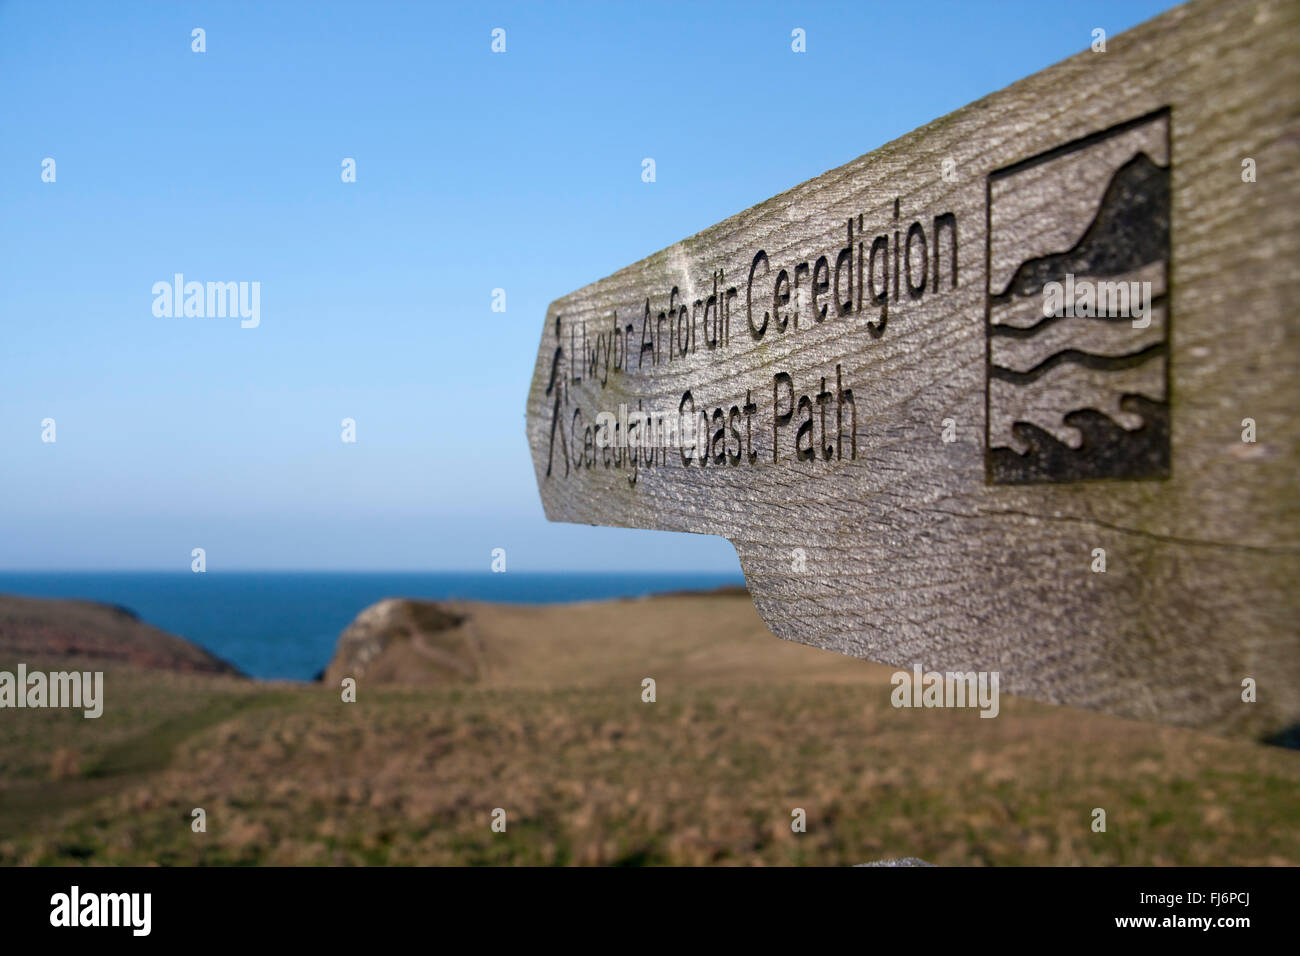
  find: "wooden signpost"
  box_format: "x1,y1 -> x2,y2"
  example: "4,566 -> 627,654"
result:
525,0 -> 1299,738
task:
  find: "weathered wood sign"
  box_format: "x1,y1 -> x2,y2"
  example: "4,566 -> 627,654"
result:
525,0 -> 1299,738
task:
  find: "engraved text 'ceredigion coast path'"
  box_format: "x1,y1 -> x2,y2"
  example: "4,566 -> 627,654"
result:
526,0 -> 1300,737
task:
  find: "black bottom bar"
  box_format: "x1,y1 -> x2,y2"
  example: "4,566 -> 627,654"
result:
1,866 -> 1281,942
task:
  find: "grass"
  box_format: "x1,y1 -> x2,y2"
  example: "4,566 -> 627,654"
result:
2,666 -> 1297,866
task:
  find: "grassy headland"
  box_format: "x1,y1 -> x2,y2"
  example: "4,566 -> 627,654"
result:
1,592 -> 1296,865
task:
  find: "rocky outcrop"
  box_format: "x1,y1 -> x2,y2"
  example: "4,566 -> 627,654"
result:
0,594 -> 242,675
322,599 -> 482,686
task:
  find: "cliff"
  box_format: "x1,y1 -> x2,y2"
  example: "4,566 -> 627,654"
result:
0,594 -> 242,675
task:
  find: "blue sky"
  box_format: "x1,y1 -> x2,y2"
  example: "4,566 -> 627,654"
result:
0,0 -> 1180,571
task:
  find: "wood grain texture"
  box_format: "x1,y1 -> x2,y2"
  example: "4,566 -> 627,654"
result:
525,0 -> 1300,737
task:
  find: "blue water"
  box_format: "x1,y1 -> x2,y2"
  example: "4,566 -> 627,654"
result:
0,572 -> 744,680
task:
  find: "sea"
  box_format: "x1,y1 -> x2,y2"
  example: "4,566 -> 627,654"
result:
0,571 -> 744,681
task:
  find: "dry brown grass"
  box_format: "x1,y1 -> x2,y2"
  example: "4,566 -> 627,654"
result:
2,595 -> 1296,865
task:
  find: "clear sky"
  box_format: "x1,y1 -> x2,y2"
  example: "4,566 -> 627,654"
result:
0,0 -> 1181,571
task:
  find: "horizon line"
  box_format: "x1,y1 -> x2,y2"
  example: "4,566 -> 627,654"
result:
0,568 -> 745,576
